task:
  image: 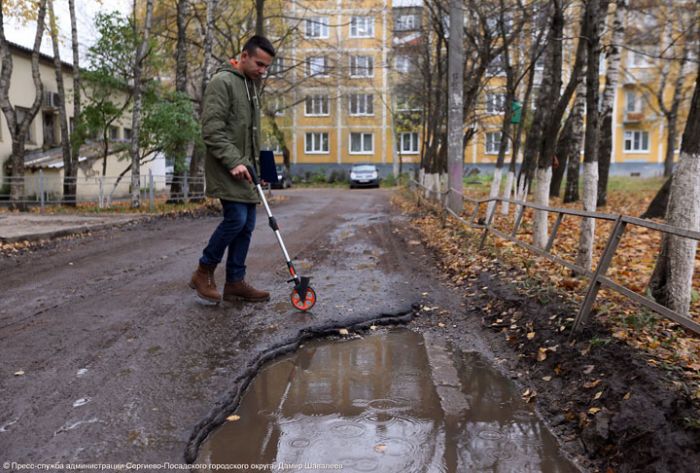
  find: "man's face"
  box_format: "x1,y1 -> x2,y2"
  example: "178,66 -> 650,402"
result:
240,48 -> 273,80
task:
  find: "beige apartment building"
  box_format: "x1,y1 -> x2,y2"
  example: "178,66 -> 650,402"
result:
0,42 -> 164,200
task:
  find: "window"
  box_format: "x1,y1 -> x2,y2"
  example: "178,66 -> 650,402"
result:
110,125 -> 120,140
396,95 -> 419,112
485,132 -> 508,154
349,94 -> 374,115
123,128 -> 132,140
395,14 -> 419,32
305,17 -> 329,38
269,57 -> 284,75
399,132 -> 419,154
628,48 -> 651,67
350,56 -> 373,77
270,96 -> 285,116
394,55 -> 412,73
625,90 -> 642,113
305,132 -> 329,154
305,95 -> 329,116
624,130 -> 649,152
350,16 -> 374,38
487,54 -> 505,75
306,56 -> 329,77
350,132 -> 373,154
534,55 -> 545,70
486,93 -> 506,114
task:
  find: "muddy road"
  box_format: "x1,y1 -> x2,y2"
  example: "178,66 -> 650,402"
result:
1,189 -> 485,469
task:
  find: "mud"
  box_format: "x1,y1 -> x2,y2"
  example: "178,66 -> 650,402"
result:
1,188 -> 696,472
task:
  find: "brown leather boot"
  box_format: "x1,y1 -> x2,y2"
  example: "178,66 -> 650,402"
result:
189,263 -> 221,303
223,280 -> 270,302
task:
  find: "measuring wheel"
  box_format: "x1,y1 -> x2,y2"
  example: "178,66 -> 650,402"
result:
291,286 -> 317,311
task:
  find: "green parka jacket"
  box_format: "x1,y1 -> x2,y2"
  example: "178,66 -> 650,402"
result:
201,61 -> 261,203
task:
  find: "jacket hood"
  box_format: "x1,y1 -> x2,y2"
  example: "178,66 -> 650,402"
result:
215,60 -> 245,79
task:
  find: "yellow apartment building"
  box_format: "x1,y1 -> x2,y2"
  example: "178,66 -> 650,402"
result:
265,0 -> 693,176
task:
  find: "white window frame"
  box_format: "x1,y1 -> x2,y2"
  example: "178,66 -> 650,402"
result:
305,17 -> 329,39
269,57 -> 284,75
623,130 -> 650,153
350,16 -> 374,38
306,56 -> 329,77
349,132 -> 374,155
273,96 -> 286,116
485,132 -> 508,155
487,54 -> 505,76
304,95 -> 330,116
399,132 -> 419,154
305,132 -> 330,154
486,93 -> 506,114
350,55 -> 374,78
394,55 -> 411,73
395,14 -> 418,32
349,94 -> 374,116
396,95 -> 420,112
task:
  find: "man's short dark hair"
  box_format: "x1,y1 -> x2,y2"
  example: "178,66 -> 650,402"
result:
243,35 -> 276,58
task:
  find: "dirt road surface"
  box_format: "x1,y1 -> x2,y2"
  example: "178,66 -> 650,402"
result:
1,189 -> 455,468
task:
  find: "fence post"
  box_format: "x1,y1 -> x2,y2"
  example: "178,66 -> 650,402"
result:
149,169 -> 155,211
98,177 -> 104,209
39,170 -> 45,213
478,200 -> 497,250
571,216 -> 627,335
183,173 -> 189,204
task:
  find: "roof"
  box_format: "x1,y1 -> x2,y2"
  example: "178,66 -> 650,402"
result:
5,40 -> 75,72
24,141 -> 127,169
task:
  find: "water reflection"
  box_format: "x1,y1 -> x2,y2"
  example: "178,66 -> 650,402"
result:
196,330 -> 577,472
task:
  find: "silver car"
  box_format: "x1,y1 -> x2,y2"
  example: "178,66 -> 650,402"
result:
349,164 -> 380,189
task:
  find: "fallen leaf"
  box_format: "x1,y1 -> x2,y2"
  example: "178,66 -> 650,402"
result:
374,444 -> 387,453
408,240 -> 421,245
369,325 -> 377,330
623,392 -> 631,400
542,376 -> 552,382
537,347 -> 548,362
583,379 -> 602,389
588,407 -> 601,415
594,391 -> 603,400
338,328 -> 349,336
226,415 -> 241,422
13,370 -> 25,376
582,365 -> 595,375
438,322 -> 446,328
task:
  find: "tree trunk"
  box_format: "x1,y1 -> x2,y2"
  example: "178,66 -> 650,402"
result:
68,0 -> 82,167
48,0 -> 75,206
576,0 -> 604,271
563,76 -> 587,203
597,0 -> 625,207
255,0 -> 265,36
168,0 -> 189,204
130,0 -> 155,208
189,0 -> 218,197
649,63 -> 700,316
641,176 -> 672,219
550,108 -> 573,197
0,0 -> 47,210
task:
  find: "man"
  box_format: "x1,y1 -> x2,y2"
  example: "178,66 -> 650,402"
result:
190,35 -> 275,304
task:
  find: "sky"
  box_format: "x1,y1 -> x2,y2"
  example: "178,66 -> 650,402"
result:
4,0 -> 132,62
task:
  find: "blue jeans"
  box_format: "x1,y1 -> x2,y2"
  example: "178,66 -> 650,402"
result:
200,200 -> 257,283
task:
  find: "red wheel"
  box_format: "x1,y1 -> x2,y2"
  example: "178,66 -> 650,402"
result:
291,286 -> 316,311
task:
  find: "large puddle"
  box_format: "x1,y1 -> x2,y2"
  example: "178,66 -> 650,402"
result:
196,329 -> 578,472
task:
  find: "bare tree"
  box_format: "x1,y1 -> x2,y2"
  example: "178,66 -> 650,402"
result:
47,0 -> 74,205
130,0 -> 155,208
0,0 -> 47,210
648,35 -> 700,316
68,0 -> 82,185
167,0 -> 189,203
596,0 -> 625,207
576,0 -> 605,271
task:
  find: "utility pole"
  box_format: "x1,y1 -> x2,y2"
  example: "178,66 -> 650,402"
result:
447,0 -> 464,212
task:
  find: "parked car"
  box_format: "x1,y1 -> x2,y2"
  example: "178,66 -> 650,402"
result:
271,165 -> 293,189
349,164 -> 380,189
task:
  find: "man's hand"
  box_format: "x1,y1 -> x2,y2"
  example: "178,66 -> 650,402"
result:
230,164 -> 252,183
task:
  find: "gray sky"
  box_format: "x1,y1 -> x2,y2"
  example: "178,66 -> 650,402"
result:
4,0 -> 132,61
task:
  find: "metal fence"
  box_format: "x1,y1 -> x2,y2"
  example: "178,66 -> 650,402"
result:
0,170 -> 206,210
409,180 -> 700,336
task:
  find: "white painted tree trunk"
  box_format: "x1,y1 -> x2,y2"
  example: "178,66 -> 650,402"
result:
533,167 -> 552,248
514,176 -> 529,226
665,151 -> 700,315
486,167 -> 503,220
501,170 -> 515,215
576,162 -> 599,270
